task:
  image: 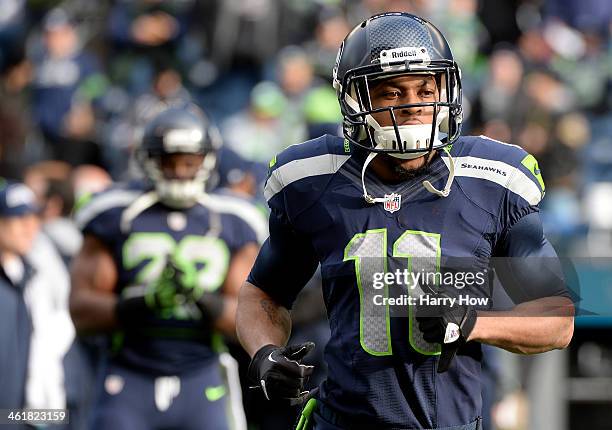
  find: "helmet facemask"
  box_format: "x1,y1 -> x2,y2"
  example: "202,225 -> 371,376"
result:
141,151 -> 217,209
137,120 -> 222,209
335,59 -> 462,159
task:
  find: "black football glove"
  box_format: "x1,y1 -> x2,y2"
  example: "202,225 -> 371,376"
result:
416,292 -> 478,373
248,342 -> 315,405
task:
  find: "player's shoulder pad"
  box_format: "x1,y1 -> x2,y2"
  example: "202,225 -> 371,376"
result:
74,181 -> 146,230
448,135 -> 546,206
264,134 -> 351,216
200,192 -> 268,244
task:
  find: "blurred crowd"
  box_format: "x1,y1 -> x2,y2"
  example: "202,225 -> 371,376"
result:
1,0 -> 611,253
0,0 -> 610,429
1,0 -> 611,256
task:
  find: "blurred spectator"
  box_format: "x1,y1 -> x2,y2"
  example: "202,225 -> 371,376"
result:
481,119 -> 513,144
478,0 -> 523,50
215,147 -> 265,200
0,182 -> 39,415
302,85 -> 342,139
23,160 -> 72,207
106,0 -> 193,93
544,20 -> 610,112
71,164 -> 112,202
0,18 -> 36,179
22,162 -> 113,265
29,8 -> 107,166
0,181 -> 75,416
304,8 -> 351,82
523,69 -> 574,116
545,0 -> 612,34
222,81 -> 290,163
275,46 -> 314,98
104,65 -> 193,179
274,46 -> 314,137
201,0 -> 281,71
476,48 -> 525,130
518,27 -> 555,69
21,161 -> 81,264
0,0 -> 27,73
347,0 -> 426,24
0,88 -> 30,179
432,0 -> 487,74
25,227 -> 75,412
40,178 -> 82,265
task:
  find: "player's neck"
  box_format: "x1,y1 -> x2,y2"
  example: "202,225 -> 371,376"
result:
369,151 -> 436,184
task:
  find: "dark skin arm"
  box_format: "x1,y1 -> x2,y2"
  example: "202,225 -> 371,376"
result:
468,296 -> 574,354
216,243 -> 259,337
69,235 -> 119,334
236,281 -> 292,357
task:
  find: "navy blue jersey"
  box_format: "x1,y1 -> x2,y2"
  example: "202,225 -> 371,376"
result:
248,134 -> 564,428
76,182 -> 265,375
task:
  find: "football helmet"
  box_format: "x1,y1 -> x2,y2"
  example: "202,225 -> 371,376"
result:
137,104 -> 221,208
333,12 -> 463,159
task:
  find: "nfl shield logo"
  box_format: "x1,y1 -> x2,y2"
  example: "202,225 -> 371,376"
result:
383,193 -> 401,213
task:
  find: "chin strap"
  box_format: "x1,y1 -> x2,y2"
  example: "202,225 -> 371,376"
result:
361,147 -> 386,204
422,150 -> 455,197
361,147 -> 456,204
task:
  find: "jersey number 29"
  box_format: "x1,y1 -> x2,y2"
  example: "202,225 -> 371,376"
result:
123,232 -> 231,292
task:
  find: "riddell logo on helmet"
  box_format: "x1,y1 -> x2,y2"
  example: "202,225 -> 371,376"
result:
391,50 -> 418,59
380,47 -> 430,71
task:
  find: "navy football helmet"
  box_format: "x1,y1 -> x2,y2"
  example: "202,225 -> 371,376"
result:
137,104 -> 221,208
333,12 -> 463,159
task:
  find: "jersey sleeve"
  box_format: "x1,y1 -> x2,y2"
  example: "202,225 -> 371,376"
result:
493,212 -> 572,304
264,134 -> 351,229
499,151 -> 546,229
73,187 -> 139,247
247,209 -> 319,309
221,214 -> 260,253
248,135 -> 347,308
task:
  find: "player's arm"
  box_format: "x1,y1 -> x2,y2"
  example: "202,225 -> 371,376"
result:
236,210 -> 318,354
468,212 -> 575,353
236,211 -> 319,401
237,280 -> 292,356
69,234 -> 119,333
213,242 -> 259,336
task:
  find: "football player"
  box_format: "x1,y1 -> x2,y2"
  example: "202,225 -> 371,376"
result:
70,104 -> 265,430
236,13 -> 574,430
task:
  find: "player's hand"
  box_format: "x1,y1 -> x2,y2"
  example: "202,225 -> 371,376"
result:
415,292 -> 477,373
116,256 -> 191,326
248,342 -> 315,404
168,261 -> 225,324
144,256 -> 191,315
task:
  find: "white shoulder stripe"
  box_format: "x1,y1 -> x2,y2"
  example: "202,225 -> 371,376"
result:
199,194 -> 268,244
75,189 -> 142,229
478,135 -> 522,149
264,153 -> 351,201
444,156 -> 543,205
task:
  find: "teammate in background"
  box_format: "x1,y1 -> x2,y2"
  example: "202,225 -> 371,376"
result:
236,13 -> 574,430
70,105 -> 265,430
